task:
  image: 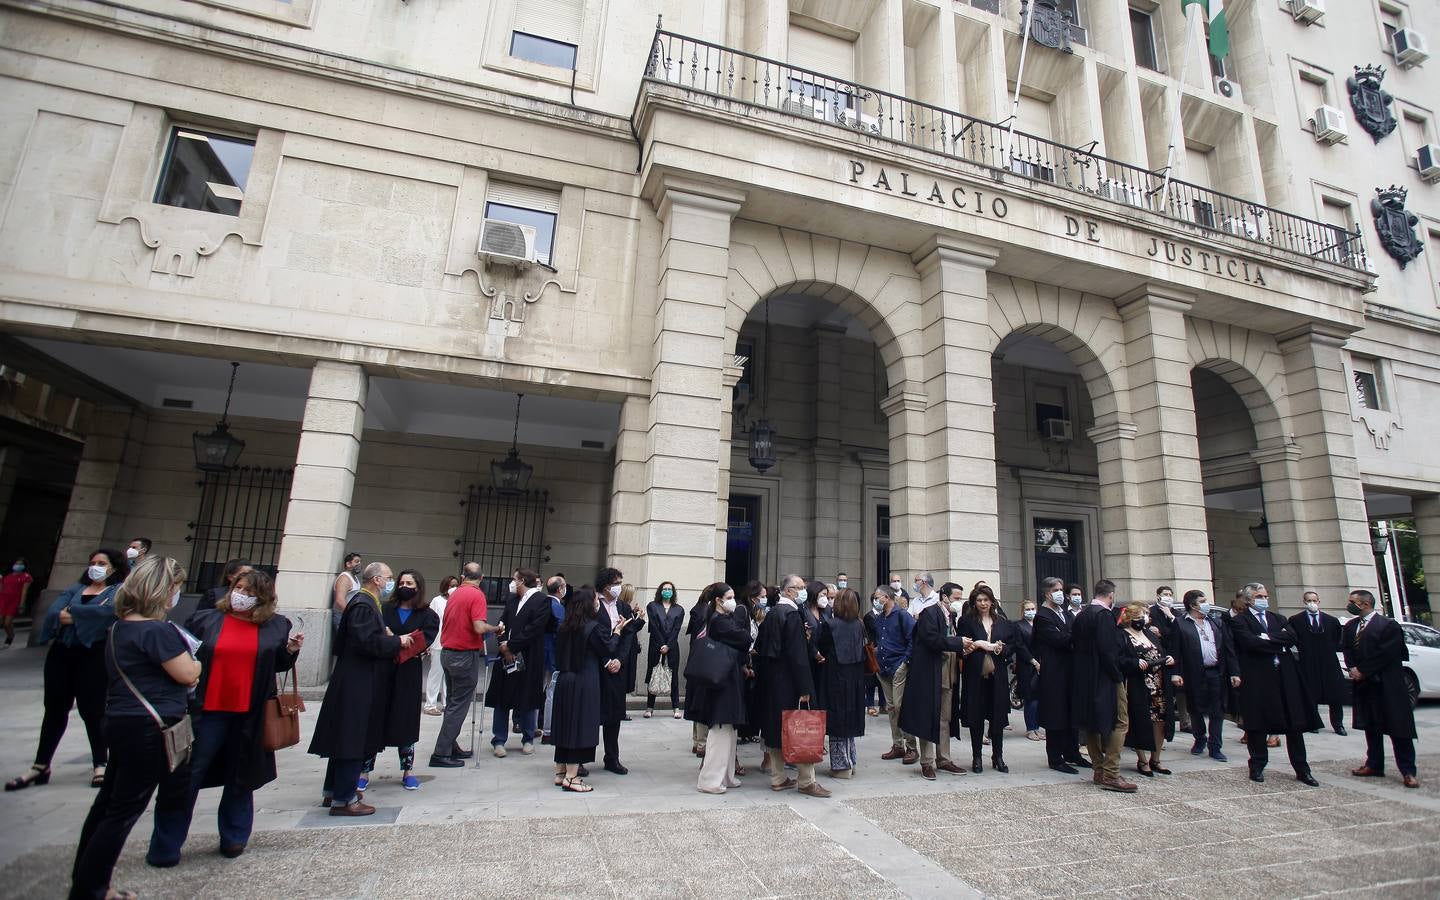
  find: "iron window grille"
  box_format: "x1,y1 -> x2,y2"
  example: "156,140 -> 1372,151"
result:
454,485 -> 552,601
186,466 -> 292,592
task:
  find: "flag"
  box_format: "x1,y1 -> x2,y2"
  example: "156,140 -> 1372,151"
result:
1181,0 -> 1229,60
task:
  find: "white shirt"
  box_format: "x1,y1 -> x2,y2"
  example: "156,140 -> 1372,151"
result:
602,598 -> 621,627
430,592 -> 448,627
910,591 -> 939,616
1193,616 -> 1218,667
516,586 -> 541,614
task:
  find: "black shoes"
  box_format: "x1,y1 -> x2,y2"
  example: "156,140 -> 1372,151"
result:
1297,771 -> 1320,787
450,745 -> 474,760
1249,768 -> 1265,783
971,757 -> 983,774
1049,762 -> 1079,774
604,761 -> 629,775
991,758 -> 1009,774
429,755 -> 464,768
1067,757 -> 1092,769
1334,726 -> 1348,737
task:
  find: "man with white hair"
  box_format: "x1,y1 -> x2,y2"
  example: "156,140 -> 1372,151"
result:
910,572 -> 940,616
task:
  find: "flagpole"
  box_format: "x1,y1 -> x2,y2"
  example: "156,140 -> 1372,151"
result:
1158,3 -> 1202,212
1002,0 -> 1038,167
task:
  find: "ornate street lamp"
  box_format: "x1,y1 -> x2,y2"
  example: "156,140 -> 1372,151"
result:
1248,515 -> 1271,549
747,299 -> 778,473
1370,522 -> 1390,556
491,393 -> 533,495
192,362 -> 245,471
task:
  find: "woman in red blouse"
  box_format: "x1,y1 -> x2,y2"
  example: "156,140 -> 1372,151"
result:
146,570 -> 303,864
0,556 -> 34,646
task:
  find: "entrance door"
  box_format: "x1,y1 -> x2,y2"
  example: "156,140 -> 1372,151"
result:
726,495 -> 760,588
1033,518 -> 1083,589
875,504 -> 891,591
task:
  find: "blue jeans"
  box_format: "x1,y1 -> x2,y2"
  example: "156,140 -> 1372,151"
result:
491,707 -> 537,747
1023,698 -> 1040,733
323,758 -> 364,806
147,711 -> 254,864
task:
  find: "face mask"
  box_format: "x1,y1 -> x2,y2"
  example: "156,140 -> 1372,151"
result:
382,579 -> 395,598
661,588 -> 674,601
230,591 -> 257,611
1346,601 -> 1363,617
11,564 -> 23,572
1252,598 -> 1269,612
350,563 -> 362,576
168,588 -> 181,608
890,581 -> 902,591
1199,601 -> 1213,614
508,580 -> 518,596
721,597 -> 737,613
1305,602 -> 1319,614
1050,590 -> 1064,605
755,596 -> 768,609
1142,615 -> 1150,626
949,600 -> 964,617
1070,595 -> 1083,606
88,564 -> 108,583
1158,597 -> 1173,609
446,586 -> 456,597
1130,619 -> 1145,630
836,580 -> 847,590
795,588 -> 808,604
126,547 -> 140,560
395,586 -> 418,602
609,584 -> 622,599
871,599 -> 883,614
1024,609 -> 1036,620
817,596 -> 830,609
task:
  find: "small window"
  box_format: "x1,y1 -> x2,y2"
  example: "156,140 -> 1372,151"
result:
1400,110 -> 1433,161
1130,9 -> 1159,71
153,128 -> 255,216
1379,4 -> 1404,51
1035,383 -> 1067,433
484,182 -> 560,266
1058,0 -> 1081,25
1318,196 -> 1360,264
510,31 -> 577,69
1352,358 -> 1383,410
1298,71 -> 1331,116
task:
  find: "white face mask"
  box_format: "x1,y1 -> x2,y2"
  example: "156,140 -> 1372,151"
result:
230,591 -> 258,611
446,586 -> 456,597
795,588 -> 808,604
817,596 -> 830,609
949,600 -> 964,617
169,588 -> 181,609
1050,590 -> 1065,605
721,597 -> 737,613
889,581 -> 902,591
125,547 -> 140,560
1158,596 -> 1174,609
1305,601 -> 1319,613
87,564 -> 108,583
508,580 -> 518,596
836,580 -> 847,589
1069,596 -> 1083,607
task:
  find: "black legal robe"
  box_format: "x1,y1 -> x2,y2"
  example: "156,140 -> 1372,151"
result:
1032,606 -> 1074,730
683,605 -> 752,728
956,615 -> 1015,734
897,604 -> 967,745
1230,609 -> 1322,734
309,594 -> 402,760
754,601 -> 814,748
486,588 -> 556,713
1069,603 -> 1125,738
381,603 -> 440,748
1288,609 -> 1348,707
1342,614 -> 1416,739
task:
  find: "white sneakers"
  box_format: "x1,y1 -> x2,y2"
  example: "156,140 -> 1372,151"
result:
493,745 -> 507,758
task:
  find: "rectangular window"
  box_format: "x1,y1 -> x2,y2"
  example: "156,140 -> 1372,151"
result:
1130,10 -> 1159,71
509,31 -> 577,70
484,181 -> 560,266
153,128 -> 255,216
1379,4 -> 1404,51
1058,0 -> 1081,24
1034,383 -> 1068,433
1401,110 -> 1433,163
787,25 -> 856,80
1351,358 -> 1383,410
509,0 -> 582,70
1319,196 -> 1359,264
1298,71 -> 1331,115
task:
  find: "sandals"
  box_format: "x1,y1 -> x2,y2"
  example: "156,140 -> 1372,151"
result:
866,707 -> 879,717
734,765 -> 747,777
4,766 -> 51,791
553,772 -> 565,787
91,766 -> 106,788
643,709 -> 653,718
561,777 -> 593,793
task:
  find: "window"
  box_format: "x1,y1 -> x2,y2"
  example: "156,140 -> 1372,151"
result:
1058,0 -> 1081,24
1130,9 -> 1159,71
484,182 -> 560,266
153,128 -> 255,216
1298,70 -> 1331,117
1034,383 -> 1068,433
1379,3 -> 1404,52
1318,195 -> 1360,264
1351,357 -> 1383,410
1400,109 -> 1434,164
1402,624 -> 1440,649
510,32 -> 577,70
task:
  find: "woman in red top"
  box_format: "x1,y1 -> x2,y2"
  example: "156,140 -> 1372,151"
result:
0,557 -> 34,646
146,570 -> 303,864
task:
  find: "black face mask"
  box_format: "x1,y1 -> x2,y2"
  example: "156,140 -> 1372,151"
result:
1346,601 -> 1364,617
395,586 -> 418,602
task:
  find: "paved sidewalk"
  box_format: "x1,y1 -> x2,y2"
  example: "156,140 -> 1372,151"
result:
1,639 -> 1437,898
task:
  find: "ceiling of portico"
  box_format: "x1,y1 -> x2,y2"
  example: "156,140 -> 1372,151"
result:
21,339 -> 621,451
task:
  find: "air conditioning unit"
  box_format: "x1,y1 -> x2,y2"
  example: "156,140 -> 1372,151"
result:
1222,217 -> 1260,239
1418,144 -> 1440,182
1393,28 -> 1429,67
1041,418 -> 1073,442
840,111 -> 881,135
1099,178 -> 1147,208
1287,0 -> 1325,25
477,219 -> 537,268
1214,76 -> 1242,103
1312,105 -> 1347,143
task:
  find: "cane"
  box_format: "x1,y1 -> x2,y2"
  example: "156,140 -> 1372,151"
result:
472,655 -> 493,770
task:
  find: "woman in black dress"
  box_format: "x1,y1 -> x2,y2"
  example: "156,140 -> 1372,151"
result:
365,570 -> 440,793
685,583 -> 752,794
736,582 -> 767,749
643,581 -> 685,718
1120,601 -> 1172,776
1016,599 -> 1041,741
957,586 -> 1015,773
820,588 -> 867,778
551,588 -> 625,792
686,588 -> 715,756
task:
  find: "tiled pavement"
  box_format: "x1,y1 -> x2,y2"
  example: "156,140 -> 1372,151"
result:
1,640 -> 1437,898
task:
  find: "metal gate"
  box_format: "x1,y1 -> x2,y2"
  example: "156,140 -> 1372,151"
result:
186,466 -> 293,592
455,485 -> 551,599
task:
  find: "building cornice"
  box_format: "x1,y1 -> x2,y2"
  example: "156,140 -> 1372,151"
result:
1362,302 -> 1440,338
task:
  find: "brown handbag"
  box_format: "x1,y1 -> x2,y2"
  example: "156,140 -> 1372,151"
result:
862,642 -> 880,675
262,669 -> 305,752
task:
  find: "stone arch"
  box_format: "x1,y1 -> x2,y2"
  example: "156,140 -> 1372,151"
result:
986,274 -> 1130,425
724,221 -> 923,391
1185,319 -> 1290,446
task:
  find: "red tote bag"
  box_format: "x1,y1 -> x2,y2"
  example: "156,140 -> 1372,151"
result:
781,705 -> 827,765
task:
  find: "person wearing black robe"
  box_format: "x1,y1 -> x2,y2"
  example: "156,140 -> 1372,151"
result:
485,569 -> 553,755
309,563 -> 406,815
370,571 -> 440,790
956,589 -> 1014,774
1289,591 -> 1349,735
1343,589 -> 1418,787
644,583 -> 686,717
898,596 -> 969,781
687,590 -> 716,755
756,575 -> 827,797
593,567 -> 644,774
686,583 -> 752,793
551,588 -> 622,792
1174,590 -> 1239,761
1148,587 -> 1182,741
1033,578 -> 1086,772
1230,582 -> 1320,785
801,582 -> 830,711
1070,580 -> 1137,792
1015,601 -> 1039,741
818,589 -> 867,778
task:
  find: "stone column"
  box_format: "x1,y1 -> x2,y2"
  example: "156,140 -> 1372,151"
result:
1272,324 -> 1377,604
880,385 -> 927,578
612,178 -> 742,600
274,361 -> 367,686
811,323 -> 846,580
46,404 -> 146,587
1251,439 -> 1305,605
1110,286 -> 1214,602
910,235 -> 1001,587
1413,495 -> 1440,616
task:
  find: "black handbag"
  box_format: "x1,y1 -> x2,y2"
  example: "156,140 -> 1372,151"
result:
684,630 -> 736,687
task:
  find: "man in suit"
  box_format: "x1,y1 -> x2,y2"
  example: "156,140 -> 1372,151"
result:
1070,579 -> 1137,793
1231,582 -> 1321,785
757,574 -> 829,798
484,568 -> 553,756
897,585 -> 969,780
593,566 -> 645,774
1173,589 -> 1239,761
1033,576 -> 1088,773
1289,591 -> 1349,736
1344,589 -> 1419,788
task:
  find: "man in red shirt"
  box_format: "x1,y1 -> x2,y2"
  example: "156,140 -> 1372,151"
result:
430,563 -> 503,767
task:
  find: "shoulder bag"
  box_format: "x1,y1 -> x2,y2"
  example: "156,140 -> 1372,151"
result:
108,624 -> 194,772
263,668 -> 306,752
647,658 -> 673,696
683,628 -> 737,687
862,641 -> 880,674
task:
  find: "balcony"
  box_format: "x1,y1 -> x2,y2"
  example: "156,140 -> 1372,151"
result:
634,29 -> 1371,275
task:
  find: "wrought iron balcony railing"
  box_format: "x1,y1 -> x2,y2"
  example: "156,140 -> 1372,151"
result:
638,29 -> 1371,275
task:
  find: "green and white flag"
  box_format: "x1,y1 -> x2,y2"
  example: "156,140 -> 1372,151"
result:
1182,0 -> 1229,60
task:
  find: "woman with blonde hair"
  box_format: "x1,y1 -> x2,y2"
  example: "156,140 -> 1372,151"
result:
147,569 -> 303,864
71,556 -> 200,900
1119,601 -> 1174,776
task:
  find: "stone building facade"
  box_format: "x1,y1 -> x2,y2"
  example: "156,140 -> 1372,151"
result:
0,0 -> 1436,684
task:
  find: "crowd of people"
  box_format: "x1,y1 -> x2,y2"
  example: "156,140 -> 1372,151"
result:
0,543 -> 1424,899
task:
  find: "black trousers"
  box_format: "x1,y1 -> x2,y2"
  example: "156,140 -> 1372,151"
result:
971,721 -> 1003,761
1246,729 -> 1309,776
70,716 -> 190,900
39,642 -> 108,768
644,652 -> 680,708
602,721 -> 621,764
1323,703 -> 1345,731
1044,727 -> 1080,765
1190,669 -> 1226,753
1365,729 -> 1417,776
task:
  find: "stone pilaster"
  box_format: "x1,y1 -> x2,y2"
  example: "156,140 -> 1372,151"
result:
46,404 -> 146,587
1273,324 -> 1377,604
1413,495 -> 1440,617
811,323 -> 846,579
1088,418 -> 1140,595
1250,439 -> 1307,606
274,361 -> 367,686
880,385 -> 927,577
1112,285 -> 1214,601
910,235 -> 1000,587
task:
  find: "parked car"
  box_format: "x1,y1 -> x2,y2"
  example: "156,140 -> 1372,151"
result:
1338,619 -> 1440,708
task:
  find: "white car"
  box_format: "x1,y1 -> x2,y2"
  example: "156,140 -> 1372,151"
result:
1338,619 -> 1440,708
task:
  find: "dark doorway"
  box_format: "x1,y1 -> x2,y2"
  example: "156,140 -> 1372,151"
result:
876,504 -> 891,592
726,495 -> 759,589
1034,518 -> 1083,591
